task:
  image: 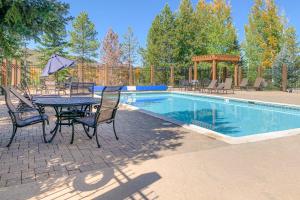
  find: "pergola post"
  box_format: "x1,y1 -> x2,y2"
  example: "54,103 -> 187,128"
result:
238,67 -> 242,85
170,66 -> 174,86
212,59 -> 217,80
282,64 -> 287,92
222,67 -> 227,82
188,67 -> 192,82
193,62 -> 198,80
192,54 -> 240,82
234,63 -> 239,87
150,65 -> 155,85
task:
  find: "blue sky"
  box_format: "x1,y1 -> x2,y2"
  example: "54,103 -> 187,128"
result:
32,0 -> 300,60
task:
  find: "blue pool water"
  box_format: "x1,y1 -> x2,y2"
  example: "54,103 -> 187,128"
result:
121,92 -> 300,137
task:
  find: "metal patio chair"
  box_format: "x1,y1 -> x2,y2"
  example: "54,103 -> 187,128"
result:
57,82 -> 96,132
69,82 -> 96,115
1,86 -> 49,147
71,86 -> 123,148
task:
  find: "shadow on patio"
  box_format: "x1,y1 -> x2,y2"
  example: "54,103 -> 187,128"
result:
0,96 -> 225,198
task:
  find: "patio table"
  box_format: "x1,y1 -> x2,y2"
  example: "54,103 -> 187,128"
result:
34,97 -> 100,143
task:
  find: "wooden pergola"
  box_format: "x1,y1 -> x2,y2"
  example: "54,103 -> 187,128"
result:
192,54 -> 241,86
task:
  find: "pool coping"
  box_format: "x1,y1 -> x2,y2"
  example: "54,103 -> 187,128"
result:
119,91 -> 300,144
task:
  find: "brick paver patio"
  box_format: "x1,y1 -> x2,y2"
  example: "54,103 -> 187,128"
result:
0,96 -> 224,188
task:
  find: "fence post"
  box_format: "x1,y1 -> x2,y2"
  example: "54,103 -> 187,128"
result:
150,65 -> 155,85
170,66 -> 174,86
1,58 -> 8,86
104,65 -> 108,85
257,66 -> 262,77
282,64 -> 287,92
17,59 -> 21,86
96,66 -> 101,85
77,63 -> 82,82
129,65 -> 133,85
188,67 -> 192,82
11,59 -> 16,86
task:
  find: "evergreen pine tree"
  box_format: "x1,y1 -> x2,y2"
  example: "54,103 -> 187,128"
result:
37,30 -> 68,65
70,12 -> 99,82
37,30 -> 69,82
145,4 -> 176,67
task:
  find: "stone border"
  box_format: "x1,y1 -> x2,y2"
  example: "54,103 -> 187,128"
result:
120,91 -> 300,144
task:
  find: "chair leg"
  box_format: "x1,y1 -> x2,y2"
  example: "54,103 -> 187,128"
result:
113,121 -> 119,140
83,124 -> 92,139
94,127 -> 101,148
7,125 -> 17,147
42,121 -> 47,143
71,121 -> 75,144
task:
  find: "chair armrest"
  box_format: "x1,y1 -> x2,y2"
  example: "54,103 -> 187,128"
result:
13,107 -> 38,114
101,106 -> 118,109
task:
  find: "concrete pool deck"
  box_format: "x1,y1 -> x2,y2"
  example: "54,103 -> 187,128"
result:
0,92 -> 300,199
173,89 -> 300,106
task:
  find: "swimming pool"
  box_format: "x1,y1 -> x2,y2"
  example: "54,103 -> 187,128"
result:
121,92 -> 300,143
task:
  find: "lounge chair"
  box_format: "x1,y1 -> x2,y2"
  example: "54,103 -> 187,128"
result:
239,78 -> 249,90
190,80 -> 199,91
218,78 -> 234,94
71,86 -> 123,148
215,83 -> 225,93
204,80 -> 218,93
1,86 -> 49,147
253,77 -> 264,91
179,80 -> 189,91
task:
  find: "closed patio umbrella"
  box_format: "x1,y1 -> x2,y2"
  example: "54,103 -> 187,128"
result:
41,54 -> 75,77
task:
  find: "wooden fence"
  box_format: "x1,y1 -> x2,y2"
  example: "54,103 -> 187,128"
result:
1,58 -> 290,91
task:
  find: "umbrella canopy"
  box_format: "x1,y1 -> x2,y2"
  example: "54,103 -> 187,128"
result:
41,54 -> 75,77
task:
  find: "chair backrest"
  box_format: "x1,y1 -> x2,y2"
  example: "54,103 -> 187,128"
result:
1,86 -> 35,125
10,87 -> 35,108
239,78 -> 248,87
95,86 -> 123,123
70,82 -> 95,97
191,80 -> 199,86
207,80 -> 217,89
1,86 -> 18,113
253,77 -> 263,88
180,80 -> 189,86
216,83 -> 225,90
19,81 -> 33,101
224,78 -> 233,90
